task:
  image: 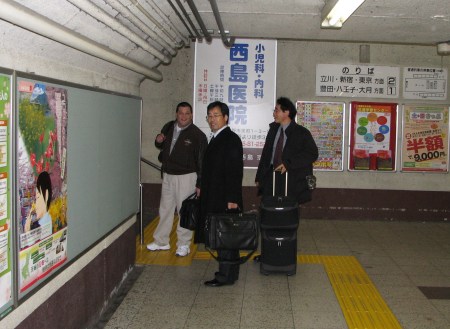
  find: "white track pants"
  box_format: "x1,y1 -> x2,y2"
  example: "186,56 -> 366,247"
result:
153,172 -> 196,247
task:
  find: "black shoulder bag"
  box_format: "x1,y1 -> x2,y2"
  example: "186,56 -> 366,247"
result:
179,192 -> 199,230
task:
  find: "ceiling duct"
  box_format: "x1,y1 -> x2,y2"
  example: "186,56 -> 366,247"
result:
105,0 -> 177,56
67,0 -> 171,64
185,0 -> 212,42
174,0 -> 203,41
0,0 -> 163,81
167,0 -> 196,40
146,0 -> 186,47
209,0 -> 235,47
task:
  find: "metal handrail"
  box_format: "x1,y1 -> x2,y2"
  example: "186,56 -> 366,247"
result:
141,156 -> 161,171
139,156 -> 161,244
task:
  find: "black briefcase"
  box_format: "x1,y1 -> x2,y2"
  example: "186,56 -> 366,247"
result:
205,212 -> 259,250
204,211 -> 259,264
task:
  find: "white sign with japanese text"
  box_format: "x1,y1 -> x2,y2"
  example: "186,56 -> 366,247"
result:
316,64 -> 400,98
194,38 -> 277,168
403,67 -> 448,100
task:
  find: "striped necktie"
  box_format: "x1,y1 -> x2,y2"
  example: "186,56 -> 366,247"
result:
273,128 -> 284,167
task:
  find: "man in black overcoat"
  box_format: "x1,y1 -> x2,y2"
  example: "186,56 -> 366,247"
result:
255,97 -> 318,203
194,101 -> 244,287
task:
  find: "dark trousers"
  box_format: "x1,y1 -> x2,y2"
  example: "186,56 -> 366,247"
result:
215,249 -> 240,283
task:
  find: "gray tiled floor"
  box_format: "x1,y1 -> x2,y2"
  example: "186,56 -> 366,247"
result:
103,219 -> 450,329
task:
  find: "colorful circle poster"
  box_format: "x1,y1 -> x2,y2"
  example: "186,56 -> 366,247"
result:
350,102 -> 397,170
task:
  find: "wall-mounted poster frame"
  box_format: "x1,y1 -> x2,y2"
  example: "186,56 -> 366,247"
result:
349,101 -> 397,171
296,101 -> 345,171
193,38 -> 277,168
401,104 -> 449,172
16,78 -> 69,295
15,72 -> 141,301
0,70 -> 13,318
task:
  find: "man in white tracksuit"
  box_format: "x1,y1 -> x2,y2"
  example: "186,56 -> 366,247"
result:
147,102 -> 207,257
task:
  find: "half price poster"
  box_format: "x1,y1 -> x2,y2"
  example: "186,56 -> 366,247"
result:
401,104 -> 449,172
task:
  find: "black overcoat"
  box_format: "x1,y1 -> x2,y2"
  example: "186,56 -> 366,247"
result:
194,127 -> 243,244
255,120 -> 318,203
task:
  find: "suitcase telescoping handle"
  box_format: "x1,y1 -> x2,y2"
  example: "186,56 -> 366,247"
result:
272,170 -> 288,197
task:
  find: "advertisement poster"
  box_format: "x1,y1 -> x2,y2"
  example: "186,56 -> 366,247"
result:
0,74 -> 11,312
401,104 -> 449,172
194,38 -> 277,168
349,102 -> 397,171
296,101 -> 345,171
17,80 -> 68,292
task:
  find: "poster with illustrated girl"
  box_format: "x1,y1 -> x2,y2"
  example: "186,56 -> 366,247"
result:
17,80 -> 68,292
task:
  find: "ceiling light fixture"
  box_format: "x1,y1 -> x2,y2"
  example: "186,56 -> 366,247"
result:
437,41 -> 450,55
321,0 -> 366,29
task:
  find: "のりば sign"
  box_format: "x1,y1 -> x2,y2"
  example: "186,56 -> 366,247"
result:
316,64 -> 400,98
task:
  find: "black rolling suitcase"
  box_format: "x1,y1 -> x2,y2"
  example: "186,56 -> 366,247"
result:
259,172 -> 299,275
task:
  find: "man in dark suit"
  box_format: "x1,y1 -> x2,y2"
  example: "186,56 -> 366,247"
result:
194,101 -> 243,287
255,97 -> 318,203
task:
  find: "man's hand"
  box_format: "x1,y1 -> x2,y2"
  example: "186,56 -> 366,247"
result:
155,133 -> 166,144
227,202 -> 238,209
274,163 -> 287,174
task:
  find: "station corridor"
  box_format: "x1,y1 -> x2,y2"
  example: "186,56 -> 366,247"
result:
98,218 -> 450,329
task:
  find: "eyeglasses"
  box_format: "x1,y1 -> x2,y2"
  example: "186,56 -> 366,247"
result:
205,114 -> 223,121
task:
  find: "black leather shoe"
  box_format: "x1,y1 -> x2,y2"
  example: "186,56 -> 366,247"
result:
204,279 -> 234,287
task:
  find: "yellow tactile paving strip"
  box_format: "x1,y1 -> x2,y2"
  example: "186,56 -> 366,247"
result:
136,218 -> 402,329
135,216 -> 197,266
298,255 -> 403,329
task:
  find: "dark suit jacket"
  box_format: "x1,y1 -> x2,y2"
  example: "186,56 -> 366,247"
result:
255,120 -> 318,203
195,127 -> 243,244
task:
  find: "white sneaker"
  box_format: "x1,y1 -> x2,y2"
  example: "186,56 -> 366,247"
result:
147,242 -> 170,251
175,245 -> 190,257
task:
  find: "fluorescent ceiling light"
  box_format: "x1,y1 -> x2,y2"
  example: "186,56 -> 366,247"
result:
437,41 -> 450,55
321,0 -> 365,29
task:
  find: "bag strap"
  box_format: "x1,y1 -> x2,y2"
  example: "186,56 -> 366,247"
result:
205,246 -> 257,265
185,192 -> 197,200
